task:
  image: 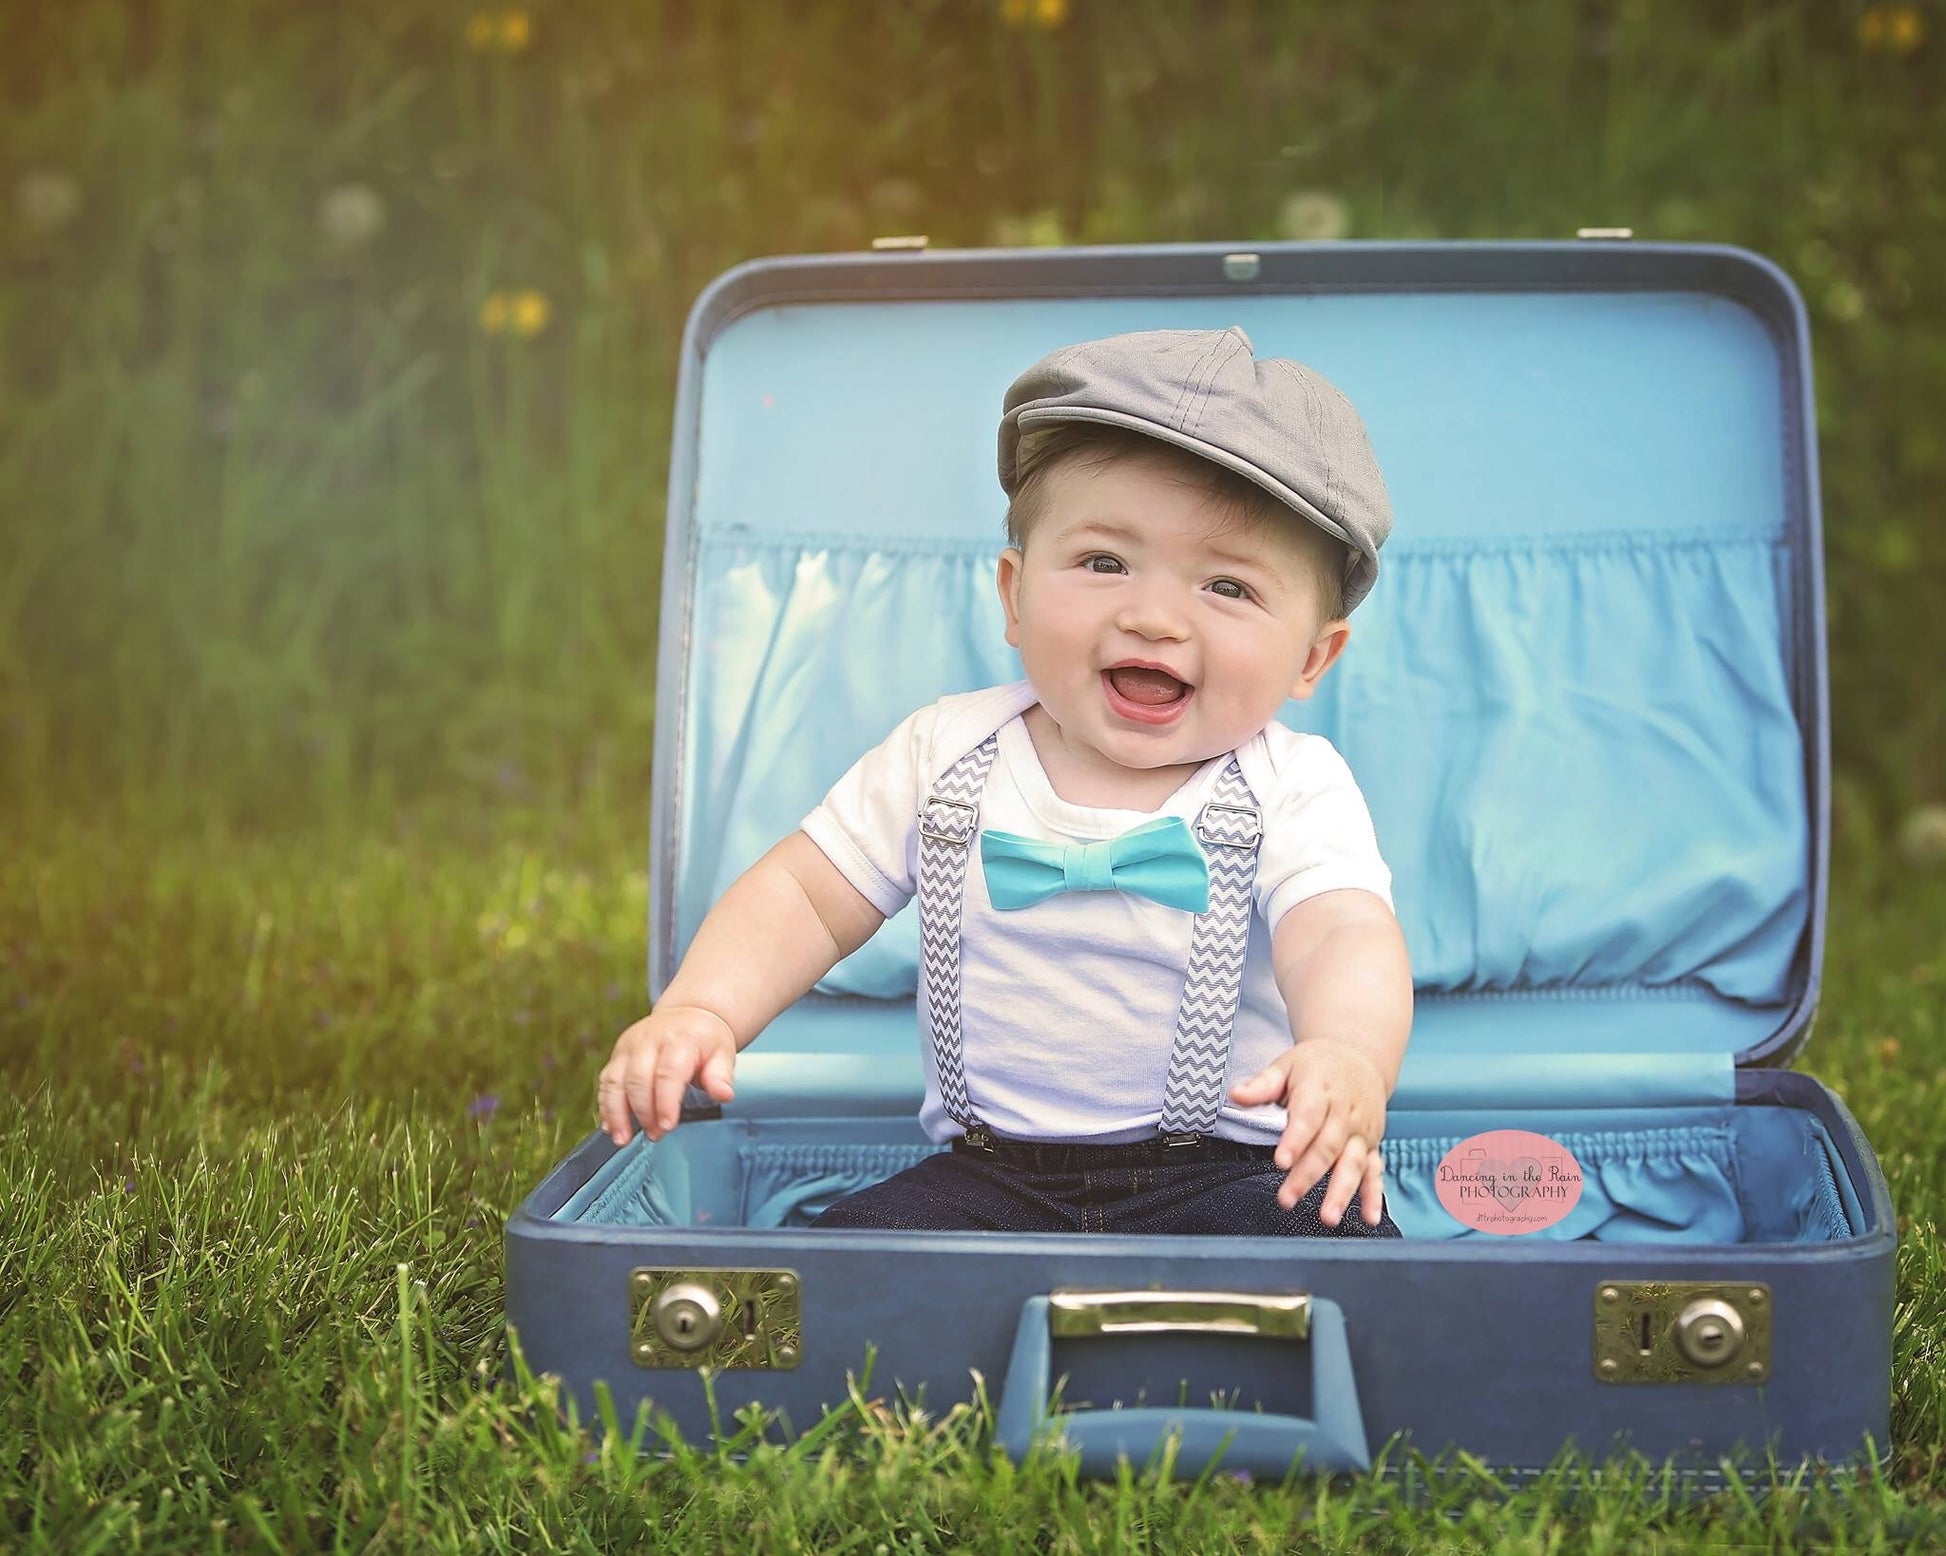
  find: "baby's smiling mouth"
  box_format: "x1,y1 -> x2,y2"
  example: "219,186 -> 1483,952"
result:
1104,663 -> 1193,707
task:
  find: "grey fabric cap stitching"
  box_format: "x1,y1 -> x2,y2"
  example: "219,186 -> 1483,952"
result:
997,325 -> 1394,612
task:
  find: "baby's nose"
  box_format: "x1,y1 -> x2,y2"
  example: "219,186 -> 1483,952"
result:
1116,590 -> 1190,639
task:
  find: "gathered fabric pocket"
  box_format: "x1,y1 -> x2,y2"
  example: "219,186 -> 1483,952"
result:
738,1140 -> 946,1228
1383,1126 -> 1746,1242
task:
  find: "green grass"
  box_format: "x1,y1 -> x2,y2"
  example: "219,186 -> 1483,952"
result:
4,0 -> 1945,1547
2,800 -> 1944,1550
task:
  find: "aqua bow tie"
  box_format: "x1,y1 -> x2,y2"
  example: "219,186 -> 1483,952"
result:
980,815 -> 1211,914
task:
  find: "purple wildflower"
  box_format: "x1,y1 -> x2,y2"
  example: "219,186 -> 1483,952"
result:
468,1093 -> 501,1121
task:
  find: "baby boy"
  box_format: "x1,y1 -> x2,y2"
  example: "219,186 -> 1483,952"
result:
599,325 -> 1412,1238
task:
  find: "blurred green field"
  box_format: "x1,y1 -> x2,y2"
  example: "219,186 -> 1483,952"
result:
4,0 -> 1946,1548
1,0 -> 1941,831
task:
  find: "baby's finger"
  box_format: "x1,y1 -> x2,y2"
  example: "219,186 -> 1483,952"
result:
1227,1056 -> 1291,1107
1318,1138 -> 1369,1229
1274,1094 -> 1328,1173
699,1049 -> 736,1103
621,1054 -> 663,1146
1358,1149 -> 1387,1227
596,1063 -> 634,1146
1278,1118 -> 1347,1210
649,1038 -> 700,1140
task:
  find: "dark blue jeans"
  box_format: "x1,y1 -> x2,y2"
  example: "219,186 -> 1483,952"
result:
811,1136 -> 1402,1238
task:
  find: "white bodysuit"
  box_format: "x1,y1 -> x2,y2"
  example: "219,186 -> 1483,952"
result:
800,679 -> 1395,1145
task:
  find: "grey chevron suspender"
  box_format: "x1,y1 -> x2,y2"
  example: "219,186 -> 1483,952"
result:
916,737 -> 1261,1148
1157,756 -> 1263,1141
917,734 -> 1003,1146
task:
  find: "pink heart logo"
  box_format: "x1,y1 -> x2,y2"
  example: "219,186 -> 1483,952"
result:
1477,1155 -> 1541,1213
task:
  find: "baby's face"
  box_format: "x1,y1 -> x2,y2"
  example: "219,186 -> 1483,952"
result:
996,454 -> 1348,783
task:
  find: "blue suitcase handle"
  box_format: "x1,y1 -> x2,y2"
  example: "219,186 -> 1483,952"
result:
995,1292 -> 1370,1479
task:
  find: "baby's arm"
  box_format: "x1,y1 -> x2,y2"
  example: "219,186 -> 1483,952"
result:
597,831 -> 885,1145
1228,888 -> 1413,1227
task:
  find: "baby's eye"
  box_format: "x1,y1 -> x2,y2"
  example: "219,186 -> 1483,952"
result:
1081,554 -> 1126,575
1207,578 -> 1250,600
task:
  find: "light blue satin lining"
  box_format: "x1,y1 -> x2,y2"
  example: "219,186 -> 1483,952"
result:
567,1107 -> 1855,1245
680,530 -> 1808,1021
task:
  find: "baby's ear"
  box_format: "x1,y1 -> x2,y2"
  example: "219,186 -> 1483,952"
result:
1289,620 -> 1351,701
996,547 -> 1025,648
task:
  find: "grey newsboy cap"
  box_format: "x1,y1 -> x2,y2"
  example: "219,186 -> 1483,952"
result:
998,326 -> 1393,611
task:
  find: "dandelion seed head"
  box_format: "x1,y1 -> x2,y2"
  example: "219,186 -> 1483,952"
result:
1824,279 -> 1867,323
1277,190 -> 1350,243
318,184 -> 386,251
1898,805 -> 1946,866
16,170 -> 82,235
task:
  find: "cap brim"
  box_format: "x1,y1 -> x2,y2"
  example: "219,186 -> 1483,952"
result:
1010,405 -> 1377,609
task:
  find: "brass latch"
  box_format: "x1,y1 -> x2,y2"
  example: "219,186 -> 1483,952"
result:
1593,1281 -> 1770,1384
629,1267 -> 801,1370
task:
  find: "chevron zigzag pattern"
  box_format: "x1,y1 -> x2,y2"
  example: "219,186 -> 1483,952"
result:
1159,757 -> 1263,1137
918,730 -> 1262,1144
917,735 -> 1000,1130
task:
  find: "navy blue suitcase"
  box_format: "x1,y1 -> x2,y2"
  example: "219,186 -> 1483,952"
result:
506,240 -> 1895,1487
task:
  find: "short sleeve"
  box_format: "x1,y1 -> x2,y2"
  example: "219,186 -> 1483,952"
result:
798,702 -> 937,917
1253,736 -> 1395,933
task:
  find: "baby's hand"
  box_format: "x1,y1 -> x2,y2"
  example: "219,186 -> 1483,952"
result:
597,1005 -> 738,1146
1229,1039 -> 1389,1229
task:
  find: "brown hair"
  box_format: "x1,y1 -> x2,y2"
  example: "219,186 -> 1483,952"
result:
1004,423 -> 1350,622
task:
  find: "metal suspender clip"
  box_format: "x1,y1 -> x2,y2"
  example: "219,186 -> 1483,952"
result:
919,797 -> 979,845
960,1123 -> 996,1153
1194,803 -> 1262,850
1160,1132 -> 1204,1148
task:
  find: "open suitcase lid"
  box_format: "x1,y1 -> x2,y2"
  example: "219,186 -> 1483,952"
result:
648,242 -> 1827,1116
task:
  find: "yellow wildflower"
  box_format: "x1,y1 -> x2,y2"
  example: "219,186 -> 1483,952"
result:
479,291 -> 511,335
1876,1037 -> 1901,1064
466,9 -> 532,54
1035,0 -> 1070,26
509,289 -> 551,337
1888,5 -> 1924,52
